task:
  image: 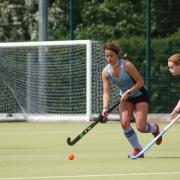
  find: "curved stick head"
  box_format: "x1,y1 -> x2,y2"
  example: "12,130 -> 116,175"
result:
67,137 -> 73,146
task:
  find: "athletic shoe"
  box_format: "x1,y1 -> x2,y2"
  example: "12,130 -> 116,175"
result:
128,148 -> 144,158
152,124 -> 162,145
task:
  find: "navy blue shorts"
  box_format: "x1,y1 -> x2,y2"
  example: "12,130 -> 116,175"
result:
127,87 -> 150,105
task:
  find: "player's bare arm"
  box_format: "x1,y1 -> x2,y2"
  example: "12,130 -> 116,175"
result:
125,60 -> 144,93
102,68 -> 110,116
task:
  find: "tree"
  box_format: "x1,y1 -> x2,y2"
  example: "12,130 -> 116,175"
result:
152,0 -> 180,37
74,0 -> 146,41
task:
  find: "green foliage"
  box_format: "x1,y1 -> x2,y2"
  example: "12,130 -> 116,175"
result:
0,0 -> 38,41
75,0 -> 146,41
152,0 -> 180,37
0,1 -> 179,41
0,1 -> 179,113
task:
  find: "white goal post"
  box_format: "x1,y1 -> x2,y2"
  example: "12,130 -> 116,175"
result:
0,40 -> 120,122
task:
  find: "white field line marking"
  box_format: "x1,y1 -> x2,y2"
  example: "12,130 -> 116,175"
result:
1,172 -> 180,180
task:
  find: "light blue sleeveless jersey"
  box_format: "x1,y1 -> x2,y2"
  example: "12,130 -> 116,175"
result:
105,58 -> 142,98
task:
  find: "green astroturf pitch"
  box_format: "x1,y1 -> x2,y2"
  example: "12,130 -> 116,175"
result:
0,121 -> 180,180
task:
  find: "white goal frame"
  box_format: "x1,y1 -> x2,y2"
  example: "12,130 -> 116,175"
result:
0,40 -> 93,122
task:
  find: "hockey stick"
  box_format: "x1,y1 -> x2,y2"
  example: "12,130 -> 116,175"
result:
67,100 -> 120,146
130,113 -> 180,159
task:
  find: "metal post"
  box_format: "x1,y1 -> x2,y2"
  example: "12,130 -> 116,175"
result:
39,0 -> 48,41
69,0 -> 74,40
146,0 -> 151,106
27,53 -> 36,113
38,0 -> 48,112
69,0 -> 75,112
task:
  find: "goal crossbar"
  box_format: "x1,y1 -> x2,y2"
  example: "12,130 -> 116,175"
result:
0,40 -> 91,48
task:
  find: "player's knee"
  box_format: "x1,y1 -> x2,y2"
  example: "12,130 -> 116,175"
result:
136,126 -> 146,133
121,119 -> 131,128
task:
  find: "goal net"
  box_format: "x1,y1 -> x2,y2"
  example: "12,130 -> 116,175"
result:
0,40 -> 119,122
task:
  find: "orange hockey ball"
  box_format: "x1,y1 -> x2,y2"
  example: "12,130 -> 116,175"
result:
68,153 -> 75,160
